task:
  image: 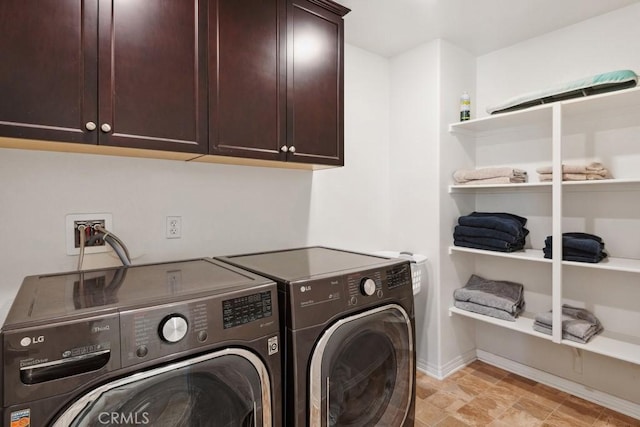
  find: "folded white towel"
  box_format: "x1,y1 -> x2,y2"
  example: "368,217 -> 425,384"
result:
536,162 -> 607,175
539,173 -> 609,182
454,167 -> 527,184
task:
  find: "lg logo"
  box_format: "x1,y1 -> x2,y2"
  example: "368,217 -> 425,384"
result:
20,336 -> 45,347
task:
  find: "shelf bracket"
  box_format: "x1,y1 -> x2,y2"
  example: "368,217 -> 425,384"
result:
572,347 -> 583,374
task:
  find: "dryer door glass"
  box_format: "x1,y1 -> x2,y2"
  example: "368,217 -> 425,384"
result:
52,349 -> 271,427
309,304 -> 414,427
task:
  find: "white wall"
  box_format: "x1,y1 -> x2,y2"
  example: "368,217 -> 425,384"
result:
0,149 -> 314,322
308,44 -> 391,253
471,2 -> 640,404
0,43 -> 395,327
477,3 -> 640,118
387,40 -> 440,372
436,40 -> 478,375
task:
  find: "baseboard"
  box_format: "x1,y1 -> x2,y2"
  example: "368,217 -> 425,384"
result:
477,349 -> 640,420
417,348 -> 476,380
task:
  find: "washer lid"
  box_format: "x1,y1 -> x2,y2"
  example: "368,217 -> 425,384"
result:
4,259 -> 273,329
218,246 -> 401,282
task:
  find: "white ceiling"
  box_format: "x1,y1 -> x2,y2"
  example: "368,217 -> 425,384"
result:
335,0 -> 640,57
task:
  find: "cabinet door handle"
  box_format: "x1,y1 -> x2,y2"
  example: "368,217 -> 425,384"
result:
289,145 -> 296,153
101,123 -> 112,133
85,122 -> 97,131
280,145 -> 288,153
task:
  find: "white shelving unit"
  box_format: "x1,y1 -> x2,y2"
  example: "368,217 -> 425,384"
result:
448,307 -> 550,340
447,86 -> 640,366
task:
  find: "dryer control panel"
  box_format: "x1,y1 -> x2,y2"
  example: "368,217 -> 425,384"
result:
288,260 -> 412,330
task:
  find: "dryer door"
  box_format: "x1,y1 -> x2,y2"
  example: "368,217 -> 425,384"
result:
309,304 -> 414,426
52,348 -> 272,427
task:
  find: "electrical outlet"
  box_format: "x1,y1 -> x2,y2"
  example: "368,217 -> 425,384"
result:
66,213 -> 113,255
166,216 -> 182,239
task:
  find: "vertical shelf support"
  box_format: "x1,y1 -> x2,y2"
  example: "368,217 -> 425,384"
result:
551,104 -> 563,343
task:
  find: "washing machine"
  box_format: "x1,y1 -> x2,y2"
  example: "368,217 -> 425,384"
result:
1,258 -> 281,427
217,247 -> 415,427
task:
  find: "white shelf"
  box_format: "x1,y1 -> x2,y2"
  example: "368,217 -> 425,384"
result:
449,182 -> 551,193
449,104 -> 552,135
563,257 -> 640,274
449,246 -> 640,274
562,178 -> 640,190
561,86 -> 640,118
448,178 -> 640,194
562,332 -> 640,366
449,86 -> 640,135
450,306 -> 640,366
448,246 -> 551,264
449,307 -> 551,340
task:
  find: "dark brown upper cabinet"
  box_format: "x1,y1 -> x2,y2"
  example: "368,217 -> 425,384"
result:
0,0 -> 348,168
286,0 -> 349,166
209,0 -> 287,161
208,0 -> 349,167
0,0 -> 208,155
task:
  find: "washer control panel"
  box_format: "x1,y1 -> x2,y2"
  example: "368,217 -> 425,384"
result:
119,288 -> 276,368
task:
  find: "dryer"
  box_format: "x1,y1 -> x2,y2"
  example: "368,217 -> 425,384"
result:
217,247 -> 415,427
1,259 -> 281,427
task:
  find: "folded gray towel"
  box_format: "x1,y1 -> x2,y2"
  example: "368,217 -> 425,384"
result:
534,305 -> 603,343
454,300 -> 521,322
453,274 -> 524,315
533,321 -> 602,344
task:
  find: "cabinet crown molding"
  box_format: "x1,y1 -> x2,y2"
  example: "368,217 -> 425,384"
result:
307,0 -> 350,16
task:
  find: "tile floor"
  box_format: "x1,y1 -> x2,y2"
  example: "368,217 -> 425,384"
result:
414,360 -> 640,427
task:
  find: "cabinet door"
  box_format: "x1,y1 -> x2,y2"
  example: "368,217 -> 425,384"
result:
0,0 -> 98,144
287,0 -> 347,166
209,0 -> 286,161
98,0 -> 207,154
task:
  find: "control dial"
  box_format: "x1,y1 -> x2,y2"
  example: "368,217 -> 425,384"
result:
159,315 -> 188,343
360,278 -> 376,296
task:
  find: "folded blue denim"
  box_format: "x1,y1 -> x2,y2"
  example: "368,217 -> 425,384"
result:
543,232 -> 607,263
562,232 -> 603,242
454,239 -> 524,253
458,216 -> 528,238
544,234 -> 604,254
455,235 -> 525,251
468,211 -> 527,226
543,249 -> 607,263
454,225 -> 523,244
